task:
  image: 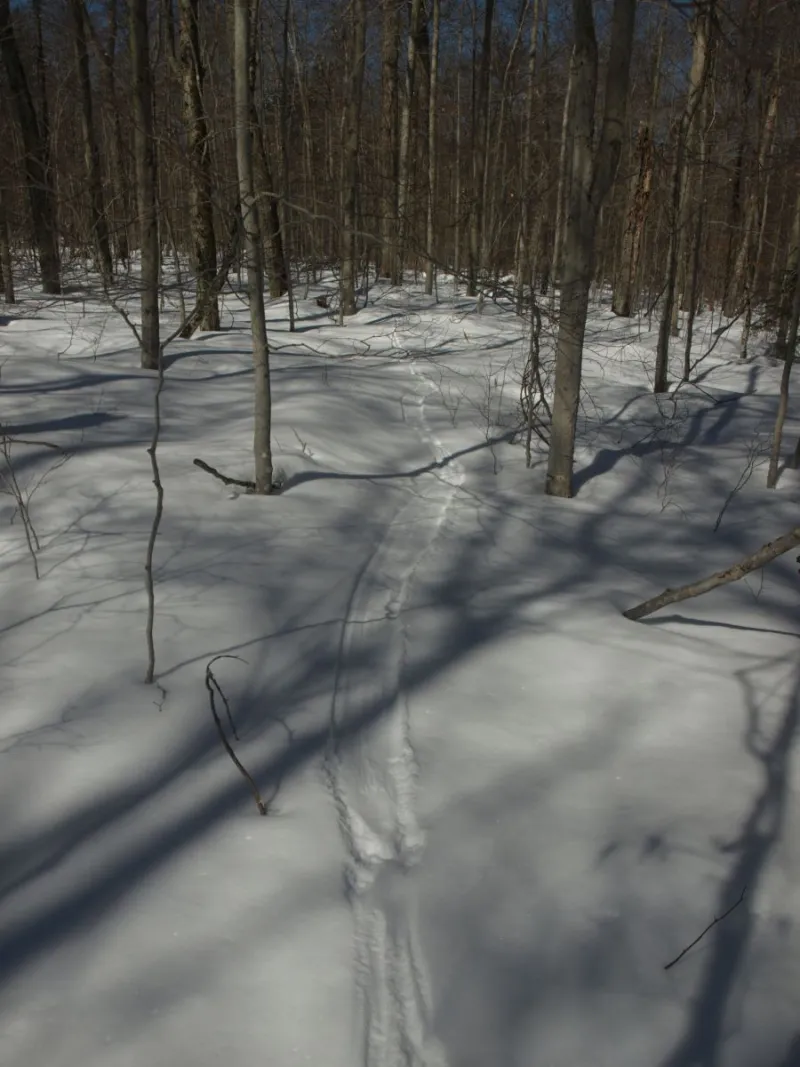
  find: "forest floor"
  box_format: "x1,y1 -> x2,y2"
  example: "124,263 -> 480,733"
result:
1,271 -> 799,1067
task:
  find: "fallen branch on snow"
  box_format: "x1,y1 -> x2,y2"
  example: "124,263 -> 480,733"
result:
623,526 -> 800,621
663,886 -> 746,970
193,457 -> 256,492
205,656 -> 269,816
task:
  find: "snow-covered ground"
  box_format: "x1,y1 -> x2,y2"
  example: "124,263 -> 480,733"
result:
1,274 -> 799,1067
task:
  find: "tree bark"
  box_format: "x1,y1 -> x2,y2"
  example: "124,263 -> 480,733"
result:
340,0 -> 367,316
623,527 -> 800,621
379,0 -> 399,279
69,0 -> 113,288
612,122 -> 654,317
0,188 -> 14,303
129,0 -> 160,369
545,0 -> 636,498
767,191 -> 800,488
234,0 -> 273,493
0,0 -> 61,294
654,4 -> 713,394
424,0 -> 440,295
396,0 -> 424,286
178,0 -> 219,330
467,0 -> 495,297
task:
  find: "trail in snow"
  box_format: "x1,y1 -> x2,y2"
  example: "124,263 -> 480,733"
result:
325,351 -> 460,1067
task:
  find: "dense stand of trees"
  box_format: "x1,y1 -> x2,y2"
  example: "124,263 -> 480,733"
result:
1,0 -> 799,495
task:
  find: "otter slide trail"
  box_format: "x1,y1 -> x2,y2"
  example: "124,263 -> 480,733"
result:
324,352 -> 460,1067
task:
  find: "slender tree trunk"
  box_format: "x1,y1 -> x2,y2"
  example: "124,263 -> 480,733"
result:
515,0 -> 540,313
0,0 -> 61,294
424,0 -> 440,295
738,58 -> 780,358
545,0 -> 636,498
612,122 -> 654,317
776,190 -> 800,360
467,0 -> 495,297
178,0 -> 219,330
129,0 -> 160,369
767,191 -> 800,488
654,5 -> 712,394
0,189 -> 14,303
551,51 -> 575,295
234,0 -> 273,493
340,0 -> 367,316
397,0 -> 424,285
379,0 -> 399,279
69,0 -> 113,287
249,0 -> 288,300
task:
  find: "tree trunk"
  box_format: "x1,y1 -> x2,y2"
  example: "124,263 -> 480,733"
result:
69,0 -> 113,288
654,5 -> 713,394
0,0 -> 61,294
515,0 -> 540,313
545,0 -> 636,498
340,0 -> 367,316
379,0 -> 399,279
424,0 -> 440,295
776,189 -> 800,360
623,526 -> 800,621
612,122 -> 654,317
551,51 -> 575,295
467,0 -> 495,297
234,0 -> 273,494
0,189 -> 14,303
249,0 -> 288,300
767,191 -> 800,489
738,59 -> 780,358
129,0 -> 160,369
178,0 -> 219,331
396,0 -> 424,286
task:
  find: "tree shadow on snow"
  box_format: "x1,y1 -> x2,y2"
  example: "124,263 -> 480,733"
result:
661,662 -> 800,1067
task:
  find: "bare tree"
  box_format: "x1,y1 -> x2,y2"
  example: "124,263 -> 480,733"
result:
178,0 -> 219,331
424,0 -> 440,296
545,0 -> 637,498
69,0 -> 114,288
129,0 -> 160,369
0,0 -> 61,294
235,0 -> 273,493
340,0 -> 367,316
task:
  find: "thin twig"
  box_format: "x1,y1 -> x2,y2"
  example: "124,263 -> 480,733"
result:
663,886 -> 746,971
205,657 -> 268,816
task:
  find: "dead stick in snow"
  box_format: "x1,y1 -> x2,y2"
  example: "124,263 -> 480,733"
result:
664,887 -> 746,970
624,526 -> 800,621
193,457 -> 256,492
205,658 -> 268,815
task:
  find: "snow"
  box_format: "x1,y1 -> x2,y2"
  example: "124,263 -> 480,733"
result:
1,275 -> 799,1067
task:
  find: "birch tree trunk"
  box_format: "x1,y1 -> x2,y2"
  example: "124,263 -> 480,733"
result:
234,0 -> 273,493
69,0 -> 113,288
0,0 -> 61,294
340,0 -> 367,316
545,0 -> 636,498
129,0 -> 160,369
178,0 -> 219,331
